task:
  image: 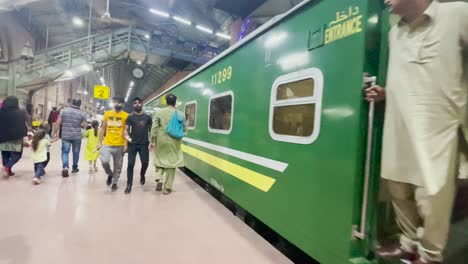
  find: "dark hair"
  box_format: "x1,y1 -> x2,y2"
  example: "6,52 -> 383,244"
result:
113,96 -> 125,103
1,96 -> 19,111
91,120 -> 99,137
133,97 -> 142,103
166,94 -> 177,106
32,129 -> 47,151
39,123 -> 51,133
72,99 -> 82,107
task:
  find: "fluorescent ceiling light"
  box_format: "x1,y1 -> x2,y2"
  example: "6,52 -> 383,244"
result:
173,16 -> 191,25
196,25 -> 213,34
149,8 -> 169,18
144,34 -> 150,39
216,32 -> 230,40
72,17 -> 84,27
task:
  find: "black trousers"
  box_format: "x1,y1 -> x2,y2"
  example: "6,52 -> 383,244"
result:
2,150 -> 23,170
126,144 -> 149,186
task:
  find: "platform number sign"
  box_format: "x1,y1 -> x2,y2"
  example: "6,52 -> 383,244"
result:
94,85 -> 110,99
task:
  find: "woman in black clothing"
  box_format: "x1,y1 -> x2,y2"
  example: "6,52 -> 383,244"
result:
0,96 -> 28,176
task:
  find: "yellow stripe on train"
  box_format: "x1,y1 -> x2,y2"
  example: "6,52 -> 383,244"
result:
182,144 -> 276,192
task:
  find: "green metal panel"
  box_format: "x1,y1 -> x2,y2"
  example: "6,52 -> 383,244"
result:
146,1 -> 388,263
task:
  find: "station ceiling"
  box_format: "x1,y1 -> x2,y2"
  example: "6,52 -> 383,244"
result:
1,0 -> 306,108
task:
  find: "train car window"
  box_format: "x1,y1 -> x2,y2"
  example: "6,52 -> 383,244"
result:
269,68 -> 323,144
208,91 -> 234,134
184,101 -> 197,130
276,79 -> 314,100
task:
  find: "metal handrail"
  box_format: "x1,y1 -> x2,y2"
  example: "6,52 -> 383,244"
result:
34,29 -> 121,56
14,26 -> 218,83
18,31 -> 126,74
353,76 -> 377,240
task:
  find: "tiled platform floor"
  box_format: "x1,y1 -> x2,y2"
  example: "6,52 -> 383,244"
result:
0,142 -> 292,264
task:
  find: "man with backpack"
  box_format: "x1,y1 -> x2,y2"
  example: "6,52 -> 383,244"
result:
150,94 -> 186,195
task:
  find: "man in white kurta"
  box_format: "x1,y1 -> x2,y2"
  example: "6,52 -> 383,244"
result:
366,1 -> 468,263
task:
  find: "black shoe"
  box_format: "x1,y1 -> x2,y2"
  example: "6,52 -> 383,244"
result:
71,168 -> 79,173
140,176 -> 145,185
155,181 -> 163,192
124,185 -> 132,194
111,183 -> 118,192
62,169 -> 69,177
106,176 -> 112,186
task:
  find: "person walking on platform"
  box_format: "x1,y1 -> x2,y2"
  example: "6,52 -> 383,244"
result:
124,97 -> 152,194
98,96 -> 128,192
31,129 -> 50,185
53,99 -> 87,177
150,94 -> 186,195
38,123 -> 53,173
0,96 -> 28,177
83,120 -> 100,174
365,1 -> 468,263
47,107 -> 60,136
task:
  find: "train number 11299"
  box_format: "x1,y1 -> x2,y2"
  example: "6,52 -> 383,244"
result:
212,66 -> 233,86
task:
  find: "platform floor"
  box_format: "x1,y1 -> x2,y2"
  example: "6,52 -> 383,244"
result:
0,142 -> 292,264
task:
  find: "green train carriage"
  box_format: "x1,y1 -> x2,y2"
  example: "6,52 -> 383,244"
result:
146,0 -> 389,263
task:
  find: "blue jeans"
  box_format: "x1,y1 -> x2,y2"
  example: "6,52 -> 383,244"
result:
61,139 -> 82,170
34,162 -> 45,178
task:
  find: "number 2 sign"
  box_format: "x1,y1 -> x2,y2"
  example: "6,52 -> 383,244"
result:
94,85 -> 110,99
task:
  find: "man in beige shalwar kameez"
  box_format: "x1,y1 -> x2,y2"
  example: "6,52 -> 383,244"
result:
365,0 -> 468,263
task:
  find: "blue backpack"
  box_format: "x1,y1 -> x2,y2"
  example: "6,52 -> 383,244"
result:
166,110 -> 184,139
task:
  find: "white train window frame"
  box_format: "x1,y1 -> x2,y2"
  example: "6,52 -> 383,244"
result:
269,68 -> 324,144
208,91 -> 234,135
184,101 -> 197,130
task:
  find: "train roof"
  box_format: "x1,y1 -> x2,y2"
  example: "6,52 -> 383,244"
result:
146,0 -> 313,104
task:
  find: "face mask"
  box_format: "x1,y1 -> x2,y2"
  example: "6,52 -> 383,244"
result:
114,105 -> 122,111
134,106 -> 142,112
